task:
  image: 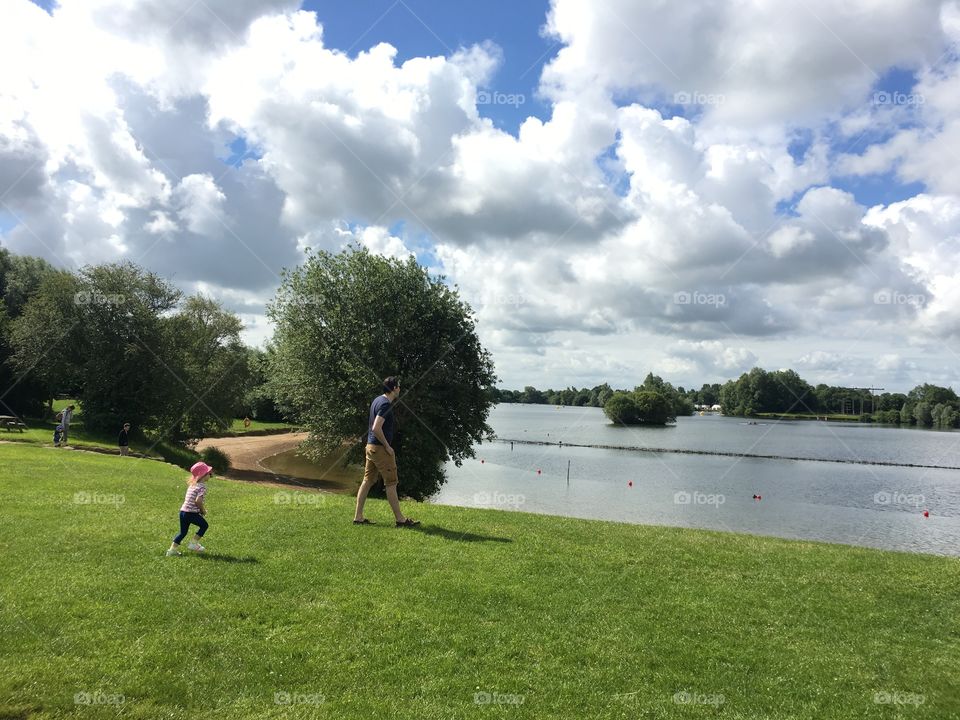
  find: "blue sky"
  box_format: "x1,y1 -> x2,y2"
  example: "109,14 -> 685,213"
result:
29,0 -> 929,209
10,0 -> 959,391
307,0 -> 554,135
306,0 -> 926,208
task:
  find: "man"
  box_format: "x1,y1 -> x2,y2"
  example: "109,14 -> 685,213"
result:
118,422 -> 131,456
353,377 -> 419,527
60,405 -> 75,445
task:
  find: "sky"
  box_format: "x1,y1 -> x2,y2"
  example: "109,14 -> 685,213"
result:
2,0 -> 960,392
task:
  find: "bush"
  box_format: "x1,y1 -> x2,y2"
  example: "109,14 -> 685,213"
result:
200,446 -> 231,473
604,394 -> 639,424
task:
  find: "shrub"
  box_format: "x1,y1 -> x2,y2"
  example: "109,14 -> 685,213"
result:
200,446 -> 231,473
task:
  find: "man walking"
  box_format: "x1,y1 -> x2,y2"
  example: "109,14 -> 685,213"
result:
118,422 -> 131,456
354,377 -> 419,527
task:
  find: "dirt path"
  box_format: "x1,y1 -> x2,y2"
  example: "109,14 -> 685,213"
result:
196,432 -> 309,473
195,432 -> 355,493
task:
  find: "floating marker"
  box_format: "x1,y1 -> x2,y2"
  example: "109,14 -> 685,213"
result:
923,510 -> 930,518
628,481 -> 633,487
752,494 -> 762,501
537,469 -> 542,475
480,459 -> 485,464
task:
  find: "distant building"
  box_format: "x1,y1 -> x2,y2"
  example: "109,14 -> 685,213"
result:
711,404 -> 722,412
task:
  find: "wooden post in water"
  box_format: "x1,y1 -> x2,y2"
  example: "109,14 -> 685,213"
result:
566,459 -> 570,486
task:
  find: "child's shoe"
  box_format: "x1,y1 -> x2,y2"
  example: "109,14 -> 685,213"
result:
165,548 -> 182,557
187,541 -> 205,553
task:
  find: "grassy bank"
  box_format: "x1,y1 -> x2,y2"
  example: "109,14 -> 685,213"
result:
1,443 -> 957,719
753,412 -> 863,422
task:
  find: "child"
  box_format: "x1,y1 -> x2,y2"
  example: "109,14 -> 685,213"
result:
53,424 -> 63,447
166,461 -> 212,557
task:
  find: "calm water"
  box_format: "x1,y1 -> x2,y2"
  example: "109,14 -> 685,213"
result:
430,404 -> 960,556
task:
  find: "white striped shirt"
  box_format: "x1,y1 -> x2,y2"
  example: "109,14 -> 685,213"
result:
180,483 -> 207,513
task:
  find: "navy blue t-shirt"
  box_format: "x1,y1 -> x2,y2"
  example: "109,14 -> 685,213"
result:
367,395 -> 395,445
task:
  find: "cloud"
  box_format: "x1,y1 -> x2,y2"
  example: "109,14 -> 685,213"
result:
540,0 -> 947,127
1,0 -> 959,392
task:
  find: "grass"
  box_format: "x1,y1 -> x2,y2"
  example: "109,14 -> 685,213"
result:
754,412 -> 863,422
1,443 -> 957,719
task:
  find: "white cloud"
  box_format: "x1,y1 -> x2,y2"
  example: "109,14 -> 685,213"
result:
1,0 -> 958,391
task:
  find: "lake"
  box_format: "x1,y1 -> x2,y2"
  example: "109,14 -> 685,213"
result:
429,404 -> 960,556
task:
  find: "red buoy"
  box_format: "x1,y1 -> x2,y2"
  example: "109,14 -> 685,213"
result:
923,510 -> 930,518
537,469 -> 541,475
480,459 -> 484,464
628,481 -> 633,487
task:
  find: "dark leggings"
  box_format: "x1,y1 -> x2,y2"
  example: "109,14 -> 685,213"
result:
173,511 -> 208,544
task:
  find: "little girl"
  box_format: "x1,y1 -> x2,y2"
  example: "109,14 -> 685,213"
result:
166,461 -> 212,556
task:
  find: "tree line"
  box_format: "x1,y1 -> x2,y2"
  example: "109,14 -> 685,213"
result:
0,246 -> 494,499
495,368 -> 960,429
0,249 -> 282,440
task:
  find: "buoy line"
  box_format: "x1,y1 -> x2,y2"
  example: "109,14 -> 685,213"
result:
493,438 -> 960,471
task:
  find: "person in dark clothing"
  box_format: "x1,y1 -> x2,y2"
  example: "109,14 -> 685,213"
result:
118,423 -> 131,456
353,377 -> 419,527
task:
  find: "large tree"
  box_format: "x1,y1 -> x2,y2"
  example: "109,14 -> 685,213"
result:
160,295 -> 252,440
268,246 -> 496,499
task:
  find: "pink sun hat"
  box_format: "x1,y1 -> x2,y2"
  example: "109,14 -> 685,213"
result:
190,461 -> 214,481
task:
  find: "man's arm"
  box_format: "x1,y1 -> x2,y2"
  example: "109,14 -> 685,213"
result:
372,415 -> 393,455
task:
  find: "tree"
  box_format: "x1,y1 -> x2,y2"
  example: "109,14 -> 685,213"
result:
160,295 -> 251,440
604,389 -> 673,425
632,390 -> 674,424
0,250 -> 57,317
520,386 -> 547,404
8,270 -> 86,413
243,346 -> 286,421
268,246 -> 496,500
12,263 -> 182,432
913,401 -> 933,427
603,393 -> 639,424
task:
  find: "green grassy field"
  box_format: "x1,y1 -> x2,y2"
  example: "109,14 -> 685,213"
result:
1,444 -> 957,719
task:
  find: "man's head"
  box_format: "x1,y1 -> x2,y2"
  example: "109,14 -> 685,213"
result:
383,376 -> 400,400
123,423 -> 131,431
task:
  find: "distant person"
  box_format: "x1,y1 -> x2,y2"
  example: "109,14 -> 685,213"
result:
118,423 -> 131,456
353,376 -> 419,527
60,405 -> 75,444
53,424 -> 63,447
166,461 -> 212,556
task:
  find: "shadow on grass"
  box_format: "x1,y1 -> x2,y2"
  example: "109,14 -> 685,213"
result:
413,524 -> 512,543
195,553 -> 259,564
